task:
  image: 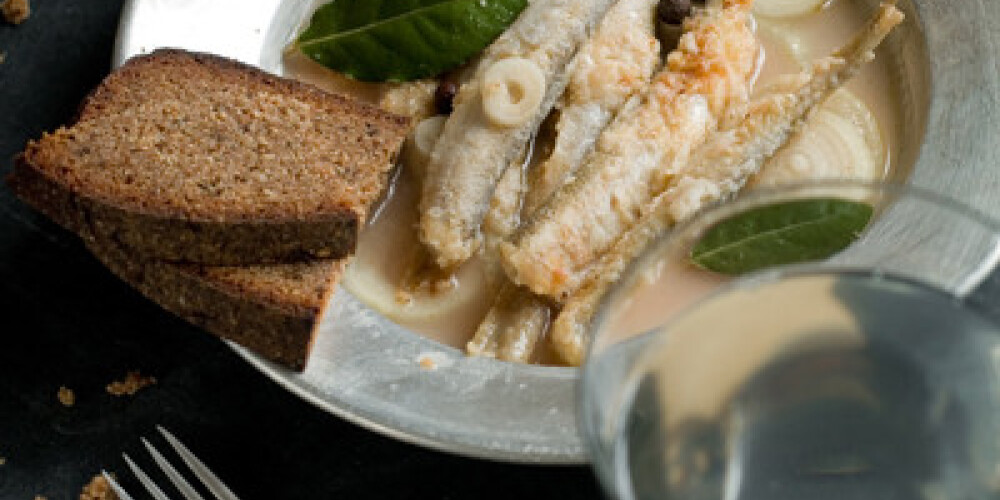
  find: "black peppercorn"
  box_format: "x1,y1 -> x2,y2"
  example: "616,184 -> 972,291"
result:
435,80 -> 459,115
658,0 -> 692,26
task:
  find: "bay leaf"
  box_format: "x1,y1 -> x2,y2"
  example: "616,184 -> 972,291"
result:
691,198 -> 874,275
296,0 -> 528,82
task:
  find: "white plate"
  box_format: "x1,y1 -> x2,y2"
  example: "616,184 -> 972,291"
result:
113,0 -> 1000,463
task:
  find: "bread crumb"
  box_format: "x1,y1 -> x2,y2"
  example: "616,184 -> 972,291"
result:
1,0 -> 30,25
80,474 -> 119,500
58,386 -> 76,407
34,496 -> 48,500
0,51 -> 6,65
0,456 -> 6,466
106,371 -> 156,396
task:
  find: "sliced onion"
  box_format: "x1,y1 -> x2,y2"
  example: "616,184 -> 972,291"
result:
753,0 -> 828,19
758,19 -> 810,68
750,89 -> 885,188
342,257 -> 500,325
401,115 -> 447,183
482,58 -> 546,128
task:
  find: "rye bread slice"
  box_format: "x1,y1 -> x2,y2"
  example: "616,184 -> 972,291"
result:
87,233 -> 344,371
11,48 -> 409,265
8,154 -> 345,371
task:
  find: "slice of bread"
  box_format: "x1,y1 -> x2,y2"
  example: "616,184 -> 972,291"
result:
9,153 -> 345,370
87,233 -> 344,371
11,49 -> 409,265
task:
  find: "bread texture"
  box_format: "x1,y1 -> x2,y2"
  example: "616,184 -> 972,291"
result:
6,48 -> 408,370
87,233 -> 344,371
12,48 -> 409,265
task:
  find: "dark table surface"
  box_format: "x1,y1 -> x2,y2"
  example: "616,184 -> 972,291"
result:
0,1 -> 603,498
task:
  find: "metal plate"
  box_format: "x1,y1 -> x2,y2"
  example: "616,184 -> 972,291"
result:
113,0 -> 999,463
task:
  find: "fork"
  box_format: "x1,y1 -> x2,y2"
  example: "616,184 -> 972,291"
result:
103,426 -> 240,500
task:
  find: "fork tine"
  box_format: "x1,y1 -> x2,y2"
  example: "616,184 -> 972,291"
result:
123,453 -> 173,500
102,470 -> 136,500
143,437 -> 207,500
157,426 -> 241,500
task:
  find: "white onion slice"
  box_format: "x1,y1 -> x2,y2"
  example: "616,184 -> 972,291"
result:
753,0 -> 828,19
401,115 -> 447,182
482,58 -> 546,128
750,89 -> 885,188
758,19 -> 810,68
342,258 -> 499,325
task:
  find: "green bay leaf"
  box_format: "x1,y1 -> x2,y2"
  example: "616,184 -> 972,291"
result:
296,0 -> 528,83
691,198 -> 874,275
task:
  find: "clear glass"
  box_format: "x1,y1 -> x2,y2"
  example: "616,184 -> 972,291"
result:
580,181 -> 1000,500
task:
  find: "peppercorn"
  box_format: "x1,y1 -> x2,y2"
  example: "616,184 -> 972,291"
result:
435,80 -> 459,115
657,0 -> 692,26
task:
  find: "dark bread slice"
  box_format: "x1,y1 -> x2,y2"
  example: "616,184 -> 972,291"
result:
88,235 -> 344,371
11,48 -> 409,265
8,161 -> 344,370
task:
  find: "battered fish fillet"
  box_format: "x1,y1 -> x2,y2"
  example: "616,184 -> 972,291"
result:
502,0 -> 759,300
471,0 -> 662,363
468,141 -> 550,361
467,284 -> 552,361
523,0 -> 662,214
550,2 -> 905,365
420,0 -> 618,269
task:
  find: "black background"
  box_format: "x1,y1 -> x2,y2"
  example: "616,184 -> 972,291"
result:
0,1 -> 603,498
